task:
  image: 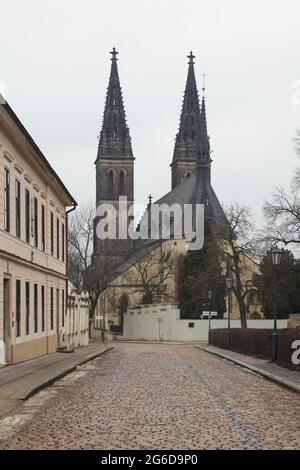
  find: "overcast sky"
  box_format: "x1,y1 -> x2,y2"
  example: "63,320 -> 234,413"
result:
0,0 -> 299,227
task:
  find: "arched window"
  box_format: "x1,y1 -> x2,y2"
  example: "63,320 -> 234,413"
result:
108,170 -> 114,197
184,171 -> 192,179
113,127 -> 117,139
119,170 -> 125,195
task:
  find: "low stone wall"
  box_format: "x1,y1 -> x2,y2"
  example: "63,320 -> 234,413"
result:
122,305 -> 288,343
209,327 -> 300,363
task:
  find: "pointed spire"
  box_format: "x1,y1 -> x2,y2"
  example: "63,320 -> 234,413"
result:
177,51 -> 201,144
199,76 -> 210,161
97,48 -> 133,160
172,52 -> 203,165
171,52 -> 212,189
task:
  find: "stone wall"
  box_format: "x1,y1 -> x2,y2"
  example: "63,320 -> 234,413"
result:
121,304 -> 288,342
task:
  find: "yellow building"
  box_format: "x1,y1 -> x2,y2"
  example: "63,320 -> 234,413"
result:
0,100 -> 76,364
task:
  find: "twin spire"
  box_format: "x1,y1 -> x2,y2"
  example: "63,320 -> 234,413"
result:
173,51 -> 210,164
97,47 -> 133,160
97,49 -> 210,167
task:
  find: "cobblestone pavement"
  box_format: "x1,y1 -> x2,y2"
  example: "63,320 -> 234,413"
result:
0,343 -> 299,450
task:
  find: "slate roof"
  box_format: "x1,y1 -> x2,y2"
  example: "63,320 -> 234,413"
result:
156,173 -> 226,227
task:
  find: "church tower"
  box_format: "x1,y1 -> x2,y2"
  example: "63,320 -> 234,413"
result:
171,52 -> 210,189
93,48 -> 134,266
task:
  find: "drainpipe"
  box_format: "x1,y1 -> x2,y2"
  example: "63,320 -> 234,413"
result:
65,202 -> 77,345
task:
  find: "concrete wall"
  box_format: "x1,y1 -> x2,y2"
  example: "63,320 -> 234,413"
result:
123,305 -> 288,342
66,289 -> 89,350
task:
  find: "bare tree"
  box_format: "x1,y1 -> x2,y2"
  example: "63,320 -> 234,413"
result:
68,203 -> 108,319
261,129 -> 300,249
68,204 -> 95,291
222,203 -> 259,328
126,243 -> 177,304
262,187 -> 300,248
83,254 -> 117,320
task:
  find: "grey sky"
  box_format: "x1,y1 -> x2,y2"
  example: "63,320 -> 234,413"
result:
0,0 -> 299,227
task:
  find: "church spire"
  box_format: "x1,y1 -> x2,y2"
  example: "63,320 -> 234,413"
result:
97,48 -> 133,160
199,77 -> 210,161
171,52 -> 209,188
176,51 -> 201,148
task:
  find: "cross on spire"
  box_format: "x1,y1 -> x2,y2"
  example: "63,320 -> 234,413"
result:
110,47 -> 118,61
172,51 -> 211,179
96,48 -> 133,160
187,51 -> 195,65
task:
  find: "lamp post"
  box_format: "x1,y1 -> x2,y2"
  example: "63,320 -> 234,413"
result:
226,277 -> 232,348
207,290 -> 213,341
270,246 -> 283,362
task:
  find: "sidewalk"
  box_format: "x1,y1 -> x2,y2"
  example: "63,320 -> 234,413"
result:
0,342 -> 113,417
197,344 -> 300,394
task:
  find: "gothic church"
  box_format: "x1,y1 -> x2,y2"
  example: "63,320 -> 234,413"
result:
92,48 -> 225,272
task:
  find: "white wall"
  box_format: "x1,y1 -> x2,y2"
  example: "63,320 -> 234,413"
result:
66,290 -> 89,350
123,305 -> 288,342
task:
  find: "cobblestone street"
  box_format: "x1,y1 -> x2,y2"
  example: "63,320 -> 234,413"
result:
0,344 -> 299,450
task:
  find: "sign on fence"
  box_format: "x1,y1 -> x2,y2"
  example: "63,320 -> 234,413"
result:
201,311 -> 218,319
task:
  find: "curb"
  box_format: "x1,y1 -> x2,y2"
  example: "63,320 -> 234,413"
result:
13,346 -> 114,401
196,346 -> 300,395
110,341 -> 206,345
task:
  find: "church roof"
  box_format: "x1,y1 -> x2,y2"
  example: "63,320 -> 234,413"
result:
95,50 -> 227,286
108,173 -> 226,284
96,48 -> 133,161
155,173 -> 226,226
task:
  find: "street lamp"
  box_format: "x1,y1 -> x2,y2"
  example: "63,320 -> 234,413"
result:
226,277 -> 232,347
270,246 -> 283,362
207,290 -> 213,340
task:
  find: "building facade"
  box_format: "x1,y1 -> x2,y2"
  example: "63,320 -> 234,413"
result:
0,101 -> 76,364
91,49 -> 262,329
92,47 -> 135,272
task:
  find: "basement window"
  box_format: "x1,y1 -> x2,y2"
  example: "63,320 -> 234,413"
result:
188,322 -> 195,328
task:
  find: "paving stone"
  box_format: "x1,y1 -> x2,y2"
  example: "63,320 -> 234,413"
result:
0,344 -> 299,450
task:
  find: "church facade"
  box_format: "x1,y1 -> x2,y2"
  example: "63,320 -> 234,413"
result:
91,49 -> 262,329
